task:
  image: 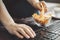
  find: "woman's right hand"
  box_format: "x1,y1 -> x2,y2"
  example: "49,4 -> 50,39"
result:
4,23 -> 36,39
1,0 -> 36,39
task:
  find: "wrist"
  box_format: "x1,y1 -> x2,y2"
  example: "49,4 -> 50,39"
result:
35,0 -> 39,3
27,0 -> 39,6
31,0 -> 40,8
4,21 -> 16,27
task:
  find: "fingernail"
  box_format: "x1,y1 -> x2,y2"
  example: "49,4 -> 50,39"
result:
33,32 -> 36,37
34,33 -> 36,37
26,36 -> 30,39
31,35 -> 35,38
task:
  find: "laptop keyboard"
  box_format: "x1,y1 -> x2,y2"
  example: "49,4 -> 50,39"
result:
34,20 -> 60,40
47,20 -> 60,34
42,31 -> 59,40
33,28 -> 60,40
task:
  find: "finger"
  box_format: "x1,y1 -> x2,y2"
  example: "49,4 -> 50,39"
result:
22,26 -> 34,38
26,26 -> 36,37
18,28 -> 30,39
44,7 -> 48,12
17,24 -> 35,38
41,1 -> 48,12
41,1 -> 47,8
14,31 -> 24,39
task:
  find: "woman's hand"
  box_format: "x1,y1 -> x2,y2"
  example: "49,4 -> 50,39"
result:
32,1 -> 48,12
5,23 -> 36,39
27,0 -> 48,12
1,1 -> 36,39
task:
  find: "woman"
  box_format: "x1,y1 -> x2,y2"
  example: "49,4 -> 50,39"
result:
0,0 -> 47,39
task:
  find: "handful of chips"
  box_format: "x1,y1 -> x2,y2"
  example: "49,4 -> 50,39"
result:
32,3 -> 52,25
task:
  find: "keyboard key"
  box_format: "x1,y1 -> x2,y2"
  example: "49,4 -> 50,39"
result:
55,36 -> 60,40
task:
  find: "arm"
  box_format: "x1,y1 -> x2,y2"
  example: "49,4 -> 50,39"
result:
0,0 -> 36,39
0,0 -> 15,26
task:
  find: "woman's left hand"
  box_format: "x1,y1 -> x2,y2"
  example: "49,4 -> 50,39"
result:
27,0 -> 48,12
32,1 -> 48,12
